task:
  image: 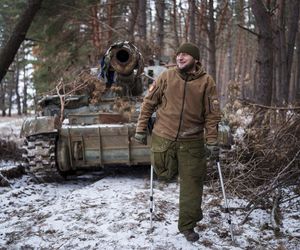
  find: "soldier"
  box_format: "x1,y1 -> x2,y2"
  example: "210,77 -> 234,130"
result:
134,42 -> 221,242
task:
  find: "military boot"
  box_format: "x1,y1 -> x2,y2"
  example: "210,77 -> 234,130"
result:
181,228 -> 199,242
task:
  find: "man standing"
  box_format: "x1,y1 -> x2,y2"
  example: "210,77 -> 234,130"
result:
134,42 -> 221,242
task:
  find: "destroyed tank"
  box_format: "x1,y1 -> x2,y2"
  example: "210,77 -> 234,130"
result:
20,41 -> 151,182
20,41 -> 232,182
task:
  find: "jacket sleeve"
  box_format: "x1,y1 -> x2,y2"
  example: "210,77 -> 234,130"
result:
204,76 -> 222,144
135,73 -> 165,133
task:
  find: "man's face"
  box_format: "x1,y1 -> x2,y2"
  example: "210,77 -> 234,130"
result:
176,53 -> 196,72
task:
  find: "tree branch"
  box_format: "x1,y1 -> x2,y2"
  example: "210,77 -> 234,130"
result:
237,24 -> 259,37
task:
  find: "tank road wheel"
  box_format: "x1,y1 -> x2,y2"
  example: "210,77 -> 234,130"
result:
22,133 -> 65,182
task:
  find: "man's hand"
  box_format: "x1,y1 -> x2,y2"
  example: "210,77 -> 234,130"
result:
206,142 -> 220,160
134,132 -> 147,145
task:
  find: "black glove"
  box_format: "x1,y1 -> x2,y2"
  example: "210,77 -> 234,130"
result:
206,142 -> 220,160
134,132 -> 147,145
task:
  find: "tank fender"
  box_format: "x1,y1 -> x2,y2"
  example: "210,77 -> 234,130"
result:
20,116 -> 60,138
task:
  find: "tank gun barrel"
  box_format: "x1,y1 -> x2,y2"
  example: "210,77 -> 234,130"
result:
100,41 -> 144,96
110,45 -> 139,75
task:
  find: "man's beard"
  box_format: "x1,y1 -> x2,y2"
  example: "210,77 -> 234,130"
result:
178,60 -> 196,73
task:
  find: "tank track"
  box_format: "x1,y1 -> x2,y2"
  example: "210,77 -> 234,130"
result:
22,133 -> 64,182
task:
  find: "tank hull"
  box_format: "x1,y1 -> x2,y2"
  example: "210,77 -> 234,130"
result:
57,123 -> 150,171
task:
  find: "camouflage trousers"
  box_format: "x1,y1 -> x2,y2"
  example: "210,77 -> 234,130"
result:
150,133 -> 207,232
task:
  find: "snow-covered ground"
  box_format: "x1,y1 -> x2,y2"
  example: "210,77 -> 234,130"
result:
0,116 -> 299,249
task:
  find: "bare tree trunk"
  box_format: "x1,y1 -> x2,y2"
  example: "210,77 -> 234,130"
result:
272,47 -> 277,104
0,0 -> 43,83
290,59 -> 296,103
90,4 -> 102,60
251,0 -> 273,106
148,0 -> 153,44
227,7 -> 234,83
198,0 -> 207,65
107,0 -> 114,45
15,54 -> 21,115
155,0 -> 165,60
0,81 -> 6,116
207,0 -> 217,80
240,42 -> 250,99
138,0 -> 147,40
128,1 -> 139,42
8,75 -> 14,117
274,0 -> 287,105
178,0 -> 184,43
286,0 -> 300,102
235,0 -> 245,82
136,0 -> 148,59
22,64 -> 28,115
172,0 -> 180,48
244,44 -> 254,100
188,0 -> 196,43
217,42 -> 225,103
272,0 -> 280,104
274,0 -> 300,105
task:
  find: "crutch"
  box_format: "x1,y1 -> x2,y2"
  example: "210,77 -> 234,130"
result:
216,157 -> 235,244
149,164 -> 154,231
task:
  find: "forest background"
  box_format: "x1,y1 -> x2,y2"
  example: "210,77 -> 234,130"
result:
1,0 -> 300,116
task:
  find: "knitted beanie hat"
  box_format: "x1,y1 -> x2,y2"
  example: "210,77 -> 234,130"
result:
176,42 -> 200,60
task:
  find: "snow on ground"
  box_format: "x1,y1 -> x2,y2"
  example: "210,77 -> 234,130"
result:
0,116 -> 300,250
0,168 -> 299,250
